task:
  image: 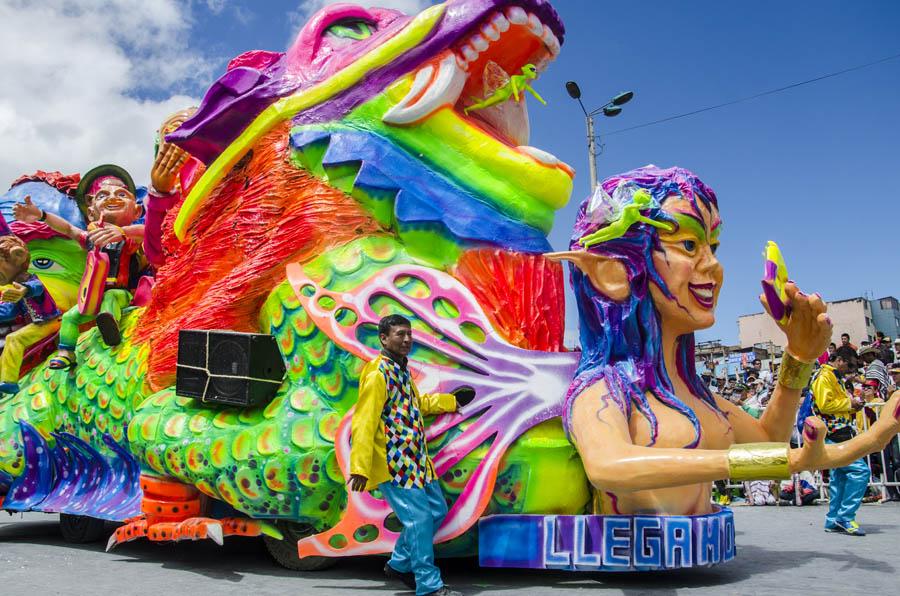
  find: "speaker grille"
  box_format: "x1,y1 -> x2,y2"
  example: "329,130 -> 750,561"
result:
209,338 -> 249,377
175,367 -> 208,399
209,376 -> 247,401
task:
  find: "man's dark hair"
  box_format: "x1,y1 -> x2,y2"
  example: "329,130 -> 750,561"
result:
841,332 -> 850,340
378,314 -> 412,336
831,345 -> 857,367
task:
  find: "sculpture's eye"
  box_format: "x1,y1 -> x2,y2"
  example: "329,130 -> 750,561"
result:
325,18 -> 376,41
32,258 -> 61,271
681,239 -> 697,253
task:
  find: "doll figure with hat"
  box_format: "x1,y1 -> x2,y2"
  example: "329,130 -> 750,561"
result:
13,164 -> 147,370
0,215 -> 61,395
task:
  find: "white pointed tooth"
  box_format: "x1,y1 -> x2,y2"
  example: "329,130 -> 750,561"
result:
542,25 -> 560,55
461,44 -> 479,63
396,64 -> 433,107
481,23 -> 500,41
206,523 -> 224,546
527,13 -> 543,36
383,54 -> 467,125
506,6 -> 527,25
470,33 -> 489,52
455,53 -> 469,71
533,55 -> 551,74
518,145 -> 560,166
491,13 -> 510,32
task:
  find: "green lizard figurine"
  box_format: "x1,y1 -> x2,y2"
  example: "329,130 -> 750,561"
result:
464,63 -> 547,114
579,189 -> 674,248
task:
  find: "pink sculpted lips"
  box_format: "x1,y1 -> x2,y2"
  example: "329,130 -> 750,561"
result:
689,283 -> 716,309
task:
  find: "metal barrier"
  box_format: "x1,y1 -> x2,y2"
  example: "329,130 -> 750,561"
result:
812,401 -> 900,502
718,401 -> 900,504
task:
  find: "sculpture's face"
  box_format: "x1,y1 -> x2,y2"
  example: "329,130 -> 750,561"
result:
89,182 -> 139,227
649,196 -> 723,335
171,1 -> 572,248
0,251 -> 26,286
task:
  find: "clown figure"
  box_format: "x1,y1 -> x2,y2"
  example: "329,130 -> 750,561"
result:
13,165 -> 146,370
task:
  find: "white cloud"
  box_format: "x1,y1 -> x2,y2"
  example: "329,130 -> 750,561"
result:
204,0 -> 227,14
0,0 -> 213,189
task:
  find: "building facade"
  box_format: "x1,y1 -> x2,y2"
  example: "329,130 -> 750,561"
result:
738,296 -> 885,349
871,296 -> 900,341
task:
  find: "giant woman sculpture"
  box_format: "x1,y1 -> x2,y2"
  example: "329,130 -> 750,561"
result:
549,165 -> 900,517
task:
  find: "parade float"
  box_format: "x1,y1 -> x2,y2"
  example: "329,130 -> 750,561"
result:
2,0 -> 898,575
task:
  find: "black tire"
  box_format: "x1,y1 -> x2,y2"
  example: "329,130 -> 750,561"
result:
263,522 -> 337,571
59,513 -> 107,543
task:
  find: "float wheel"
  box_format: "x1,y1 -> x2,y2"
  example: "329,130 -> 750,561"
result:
59,513 -> 107,543
263,522 -> 337,571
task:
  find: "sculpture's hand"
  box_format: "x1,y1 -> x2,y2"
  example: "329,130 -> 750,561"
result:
0,282 -> 27,303
88,225 -> 126,248
759,282 -> 830,362
790,391 -> 900,473
151,143 -> 188,194
13,195 -> 42,223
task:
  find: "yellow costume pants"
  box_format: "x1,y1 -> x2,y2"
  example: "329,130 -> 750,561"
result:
0,320 -> 61,383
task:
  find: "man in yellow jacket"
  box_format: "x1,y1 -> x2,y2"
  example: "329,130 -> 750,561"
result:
349,314 -> 473,596
811,347 -> 869,536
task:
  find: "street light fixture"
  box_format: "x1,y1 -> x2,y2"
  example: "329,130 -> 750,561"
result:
602,105 -> 622,117
565,81 -> 635,190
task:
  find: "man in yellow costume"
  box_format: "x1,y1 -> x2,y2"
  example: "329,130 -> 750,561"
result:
348,314 -> 473,596
811,347 -> 869,535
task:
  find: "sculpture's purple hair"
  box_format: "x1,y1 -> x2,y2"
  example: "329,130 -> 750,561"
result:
563,165 -> 720,448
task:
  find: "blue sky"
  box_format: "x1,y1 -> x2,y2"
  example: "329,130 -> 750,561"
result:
191,0 -> 900,344
6,0 -> 897,344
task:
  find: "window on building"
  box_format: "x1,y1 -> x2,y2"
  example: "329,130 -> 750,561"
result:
881,298 -> 898,310
865,316 -> 872,327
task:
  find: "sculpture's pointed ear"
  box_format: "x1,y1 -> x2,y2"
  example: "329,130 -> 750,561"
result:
546,251 -> 631,302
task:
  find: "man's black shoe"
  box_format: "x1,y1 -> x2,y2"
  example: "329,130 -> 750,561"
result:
96,312 -> 121,346
423,587 -> 463,596
384,563 -> 416,590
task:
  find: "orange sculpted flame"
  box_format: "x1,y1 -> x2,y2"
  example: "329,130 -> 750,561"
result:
133,121 -> 384,390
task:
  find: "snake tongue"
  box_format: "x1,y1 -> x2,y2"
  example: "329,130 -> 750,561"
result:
468,60 -> 530,146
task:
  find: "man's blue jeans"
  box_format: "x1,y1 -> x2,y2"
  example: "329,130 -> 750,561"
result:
825,438 -> 870,528
380,480 -> 448,595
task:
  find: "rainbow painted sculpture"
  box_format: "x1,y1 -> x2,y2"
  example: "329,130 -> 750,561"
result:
2,0 -> 899,575
0,0 -> 584,565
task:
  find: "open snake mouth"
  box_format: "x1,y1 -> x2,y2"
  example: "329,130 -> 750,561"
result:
383,3 -> 571,176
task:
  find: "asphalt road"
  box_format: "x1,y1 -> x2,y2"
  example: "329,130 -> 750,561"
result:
1,504 -> 897,595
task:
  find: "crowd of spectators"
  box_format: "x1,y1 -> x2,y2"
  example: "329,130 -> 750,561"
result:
708,332 -> 900,509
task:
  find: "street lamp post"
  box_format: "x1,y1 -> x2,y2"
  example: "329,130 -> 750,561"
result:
565,82 -> 634,190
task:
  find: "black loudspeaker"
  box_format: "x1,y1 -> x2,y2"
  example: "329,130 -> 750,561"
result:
175,330 -> 286,408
